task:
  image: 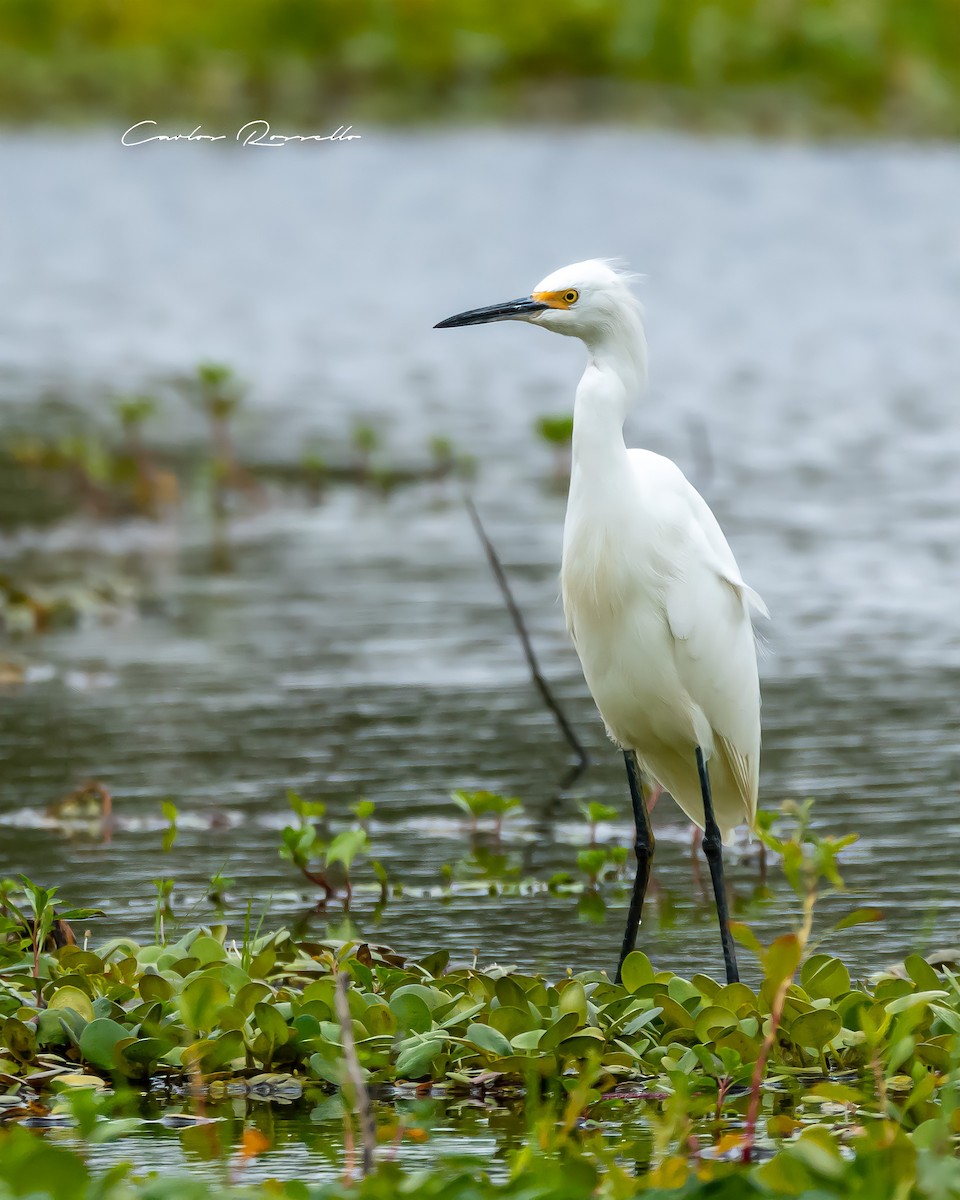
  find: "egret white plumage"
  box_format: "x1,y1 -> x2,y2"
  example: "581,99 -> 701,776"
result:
436,260 -> 766,984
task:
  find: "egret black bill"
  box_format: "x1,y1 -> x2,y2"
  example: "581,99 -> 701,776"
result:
434,297 -> 548,329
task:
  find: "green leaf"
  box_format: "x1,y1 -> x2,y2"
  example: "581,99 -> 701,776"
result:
178,975 -> 230,1033
791,1008 -> 842,1050
694,1006 -> 739,1041
466,1022 -> 513,1058
2,1016 -> 36,1060
885,990 -> 947,1016
395,1038 -> 443,1078
903,954 -> 941,992
764,934 -> 802,987
138,973 -> 174,1003
801,955 -> 850,1001
832,907 -> 883,933
47,986 -> 96,1023
539,1012 -> 579,1051
254,1001 -> 290,1045
325,829 -> 368,871
729,921 -> 764,961
619,951 -> 654,993
557,980 -> 587,1024
79,1018 -> 129,1071
389,991 -> 433,1034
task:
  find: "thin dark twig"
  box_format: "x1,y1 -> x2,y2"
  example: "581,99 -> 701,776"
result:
335,972 -> 376,1177
464,494 -> 588,781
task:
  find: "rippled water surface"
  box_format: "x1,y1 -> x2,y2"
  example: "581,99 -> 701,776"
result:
2,128 -> 960,1004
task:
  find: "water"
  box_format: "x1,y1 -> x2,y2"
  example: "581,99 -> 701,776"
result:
2,127 -> 960,999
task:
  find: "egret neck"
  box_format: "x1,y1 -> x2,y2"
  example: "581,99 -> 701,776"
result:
571,306 -> 648,479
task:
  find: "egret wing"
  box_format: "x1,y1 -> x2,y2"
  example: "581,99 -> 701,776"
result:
629,452 -> 764,826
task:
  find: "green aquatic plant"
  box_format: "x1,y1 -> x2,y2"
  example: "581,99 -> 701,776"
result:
578,800 -> 619,846
350,421 -> 380,477
279,792 -> 386,906
450,790 -> 524,838
2,852 -> 960,1200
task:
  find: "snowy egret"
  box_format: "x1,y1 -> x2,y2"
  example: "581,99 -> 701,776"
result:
436,260 -> 766,984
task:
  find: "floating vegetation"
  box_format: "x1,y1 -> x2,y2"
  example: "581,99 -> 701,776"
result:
279,792 -> 388,910
0,897 -> 959,1195
1,798 -> 960,1197
0,571 -> 140,637
2,365 -> 470,532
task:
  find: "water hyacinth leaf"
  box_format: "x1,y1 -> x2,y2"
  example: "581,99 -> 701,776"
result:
2,1018 -> 36,1060
50,1072 -> 106,1090
438,999 -> 485,1029
713,1029 -> 760,1063
558,1028 -> 605,1058
801,955 -> 850,1001
78,1018 -> 128,1071
694,1006 -> 739,1041
138,973 -> 174,1003
691,974 -> 721,1002
203,1029 -> 246,1071
300,979 -> 335,1011
178,975 -> 230,1033
466,1022 -> 513,1058
190,936 -> 227,965
248,945 -> 277,981
390,983 -> 442,1011
36,1008 -> 73,1047
656,995 -> 695,1032
619,951 -> 654,993
308,1052 -> 342,1085
389,991 -> 434,1034
715,982 -> 759,1015
915,1040 -> 952,1071
493,975 -> 526,1010
46,987 -> 95,1023
885,990 -> 948,1017
903,954 -> 942,992
791,1008 -> 842,1050
254,1002 -> 290,1045
539,1012 -> 579,1051
120,1037 -> 172,1069
489,1006 -> 536,1040
419,949 -> 449,976
622,1006 -> 663,1037
358,1003 -> 396,1037
395,1038 -> 444,1078
56,948 -> 103,975
558,980 -> 587,1024
510,1029 -> 544,1052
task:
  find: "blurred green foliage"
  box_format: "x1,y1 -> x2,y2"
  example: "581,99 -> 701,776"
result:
0,0 -> 957,133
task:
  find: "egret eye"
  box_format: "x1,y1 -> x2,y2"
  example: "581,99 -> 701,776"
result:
563,290 -> 579,305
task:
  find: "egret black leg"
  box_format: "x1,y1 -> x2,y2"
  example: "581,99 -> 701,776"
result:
615,750 -> 656,984
695,747 -> 740,984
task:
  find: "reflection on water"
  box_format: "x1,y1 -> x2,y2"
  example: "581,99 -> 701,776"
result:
1,129 -> 960,996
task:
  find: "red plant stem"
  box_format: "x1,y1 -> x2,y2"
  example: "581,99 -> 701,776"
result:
299,864 -> 336,899
741,975 -> 792,1163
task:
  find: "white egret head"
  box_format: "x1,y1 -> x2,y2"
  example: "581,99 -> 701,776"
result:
435,259 -> 642,347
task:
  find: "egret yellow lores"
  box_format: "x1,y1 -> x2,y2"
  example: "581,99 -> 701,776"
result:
436,260 -> 767,984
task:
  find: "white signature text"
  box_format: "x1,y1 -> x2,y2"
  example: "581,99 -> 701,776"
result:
121,121 -> 360,147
